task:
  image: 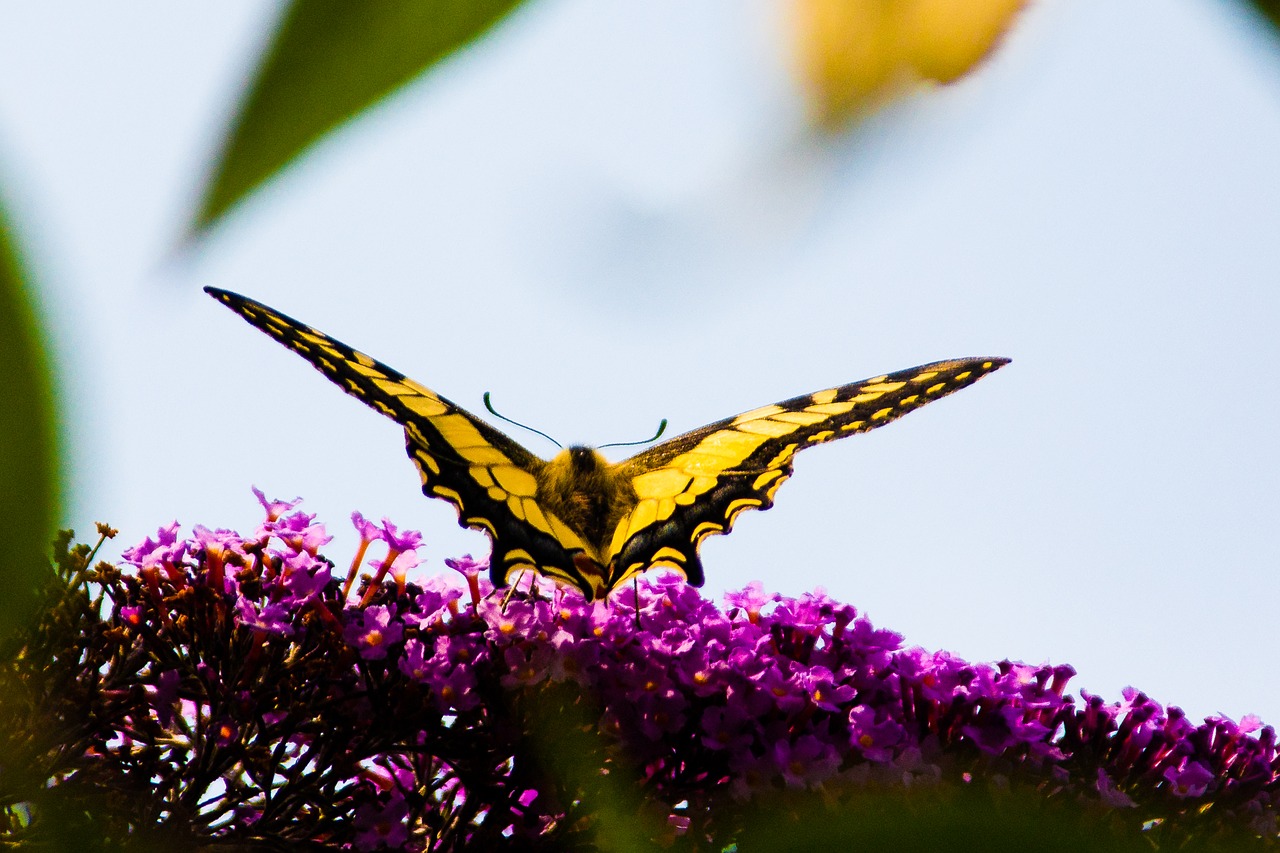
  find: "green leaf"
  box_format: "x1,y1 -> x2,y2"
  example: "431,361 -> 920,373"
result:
190,0 -> 528,239
1248,0 -> 1280,31
736,786 -> 1151,852
516,682 -> 661,852
0,194 -> 60,641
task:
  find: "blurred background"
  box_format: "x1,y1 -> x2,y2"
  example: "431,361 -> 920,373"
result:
0,0 -> 1277,727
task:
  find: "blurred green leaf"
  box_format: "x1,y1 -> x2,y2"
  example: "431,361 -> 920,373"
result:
0,195 -> 60,641
1249,0 -> 1280,31
737,786 -> 1150,853
517,682 -> 661,852
190,0 -> 528,239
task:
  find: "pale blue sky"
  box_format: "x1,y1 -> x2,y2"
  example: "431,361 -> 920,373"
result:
1,0 -> 1277,725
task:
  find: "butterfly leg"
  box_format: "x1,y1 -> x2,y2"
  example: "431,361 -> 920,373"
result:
500,571 -> 528,609
633,575 -> 642,631
527,572 -> 546,604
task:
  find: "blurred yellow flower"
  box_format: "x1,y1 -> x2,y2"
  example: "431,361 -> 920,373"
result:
792,0 -> 1027,128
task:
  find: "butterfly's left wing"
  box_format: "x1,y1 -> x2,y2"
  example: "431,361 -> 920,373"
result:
205,288 -> 601,596
606,357 -> 1009,589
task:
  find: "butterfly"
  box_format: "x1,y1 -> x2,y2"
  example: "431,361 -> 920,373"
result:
207,288 -> 1008,601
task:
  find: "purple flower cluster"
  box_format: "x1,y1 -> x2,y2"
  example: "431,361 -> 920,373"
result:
8,493 -> 1277,851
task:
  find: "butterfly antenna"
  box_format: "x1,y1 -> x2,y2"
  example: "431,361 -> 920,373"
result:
483,392 -> 562,449
599,418 -> 669,450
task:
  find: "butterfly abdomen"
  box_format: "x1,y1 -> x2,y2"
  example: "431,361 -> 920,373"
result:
537,447 -> 638,558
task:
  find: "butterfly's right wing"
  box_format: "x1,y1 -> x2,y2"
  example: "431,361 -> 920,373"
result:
607,357 -> 1010,589
205,288 -> 598,596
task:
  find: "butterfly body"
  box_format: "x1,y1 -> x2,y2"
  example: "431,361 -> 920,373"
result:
207,287 -> 1008,600
532,446 -> 640,596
